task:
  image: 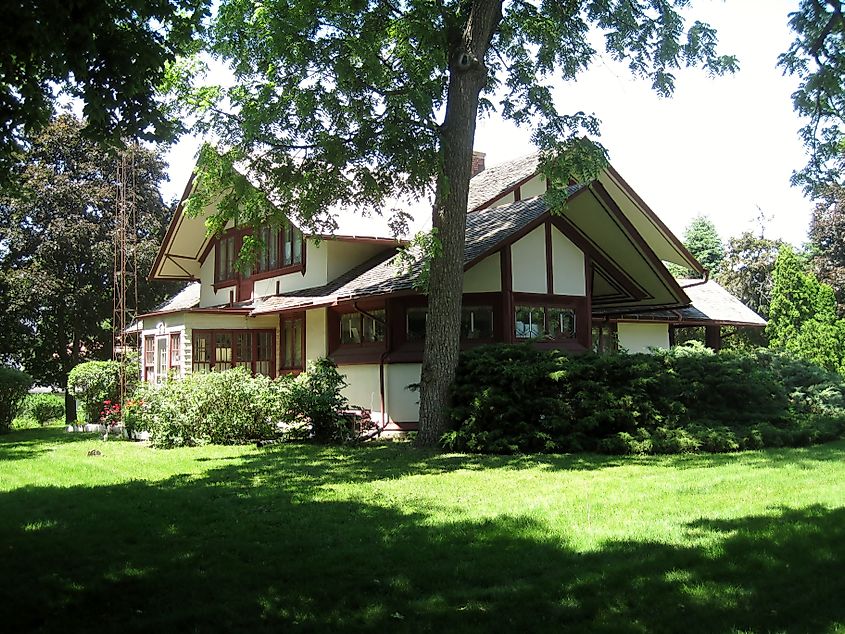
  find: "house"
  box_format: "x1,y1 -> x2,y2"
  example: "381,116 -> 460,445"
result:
137,152 -> 765,431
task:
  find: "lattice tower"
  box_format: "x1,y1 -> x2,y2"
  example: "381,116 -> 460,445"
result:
113,146 -> 139,418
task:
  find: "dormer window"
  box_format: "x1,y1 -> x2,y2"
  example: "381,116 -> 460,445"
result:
214,222 -> 305,285
216,234 -> 236,282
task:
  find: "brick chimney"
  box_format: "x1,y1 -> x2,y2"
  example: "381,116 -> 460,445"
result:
471,151 -> 486,177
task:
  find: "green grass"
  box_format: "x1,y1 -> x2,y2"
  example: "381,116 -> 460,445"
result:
2,426 -> 844,633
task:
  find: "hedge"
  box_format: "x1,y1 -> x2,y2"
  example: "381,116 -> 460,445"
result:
444,344 -> 845,454
0,366 -> 33,433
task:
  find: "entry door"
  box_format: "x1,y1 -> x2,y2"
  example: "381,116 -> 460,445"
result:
156,337 -> 168,383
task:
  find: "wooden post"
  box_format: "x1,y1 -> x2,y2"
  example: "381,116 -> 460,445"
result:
705,325 -> 721,351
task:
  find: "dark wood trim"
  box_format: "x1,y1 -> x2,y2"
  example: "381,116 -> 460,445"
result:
464,186 -> 591,270
512,293 -> 591,349
191,328 -> 277,378
590,182 -> 690,306
312,234 -> 407,245
604,165 -> 705,276
279,312 -> 306,372
199,238 -> 215,266
545,221 -> 554,295
513,186 -> 522,202
469,171 -> 537,213
501,245 -> 514,344
550,214 -> 647,302
150,171 -> 197,280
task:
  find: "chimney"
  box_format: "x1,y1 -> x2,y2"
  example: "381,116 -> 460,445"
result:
471,151 -> 486,177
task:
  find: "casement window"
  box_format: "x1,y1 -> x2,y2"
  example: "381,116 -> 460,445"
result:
515,305 -> 576,340
216,223 -> 304,283
169,333 -> 181,370
406,307 -> 428,341
340,309 -> 386,345
460,306 -> 494,340
280,314 -> 304,371
405,305 -> 494,342
143,336 -> 155,382
191,329 -> 276,377
216,234 -> 237,282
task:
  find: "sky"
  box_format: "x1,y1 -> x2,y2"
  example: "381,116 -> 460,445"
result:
161,0 -> 812,247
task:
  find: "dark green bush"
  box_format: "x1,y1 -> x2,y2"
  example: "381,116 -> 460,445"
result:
445,344 -> 845,454
26,393 -> 65,424
0,366 -> 33,433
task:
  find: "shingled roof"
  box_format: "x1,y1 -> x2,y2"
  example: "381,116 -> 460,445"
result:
598,279 -> 766,327
251,189 -> 583,315
467,153 -> 540,212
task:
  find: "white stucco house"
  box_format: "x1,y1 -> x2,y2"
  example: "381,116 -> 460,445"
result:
136,151 -> 764,431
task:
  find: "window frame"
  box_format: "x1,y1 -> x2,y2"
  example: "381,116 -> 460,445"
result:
143,335 -> 155,382
214,223 -> 306,288
191,329 -> 277,378
279,312 -> 305,373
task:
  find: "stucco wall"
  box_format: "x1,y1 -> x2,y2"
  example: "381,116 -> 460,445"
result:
463,252 -> 501,293
326,240 -> 387,282
511,225 -> 547,294
338,364 -> 381,412
520,174 -> 547,199
487,191 -> 515,209
386,363 -> 422,423
305,308 -> 328,362
617,322 -> 670,353
551,227 -> 586,296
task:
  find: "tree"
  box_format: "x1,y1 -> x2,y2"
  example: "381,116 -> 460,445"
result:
779,0 -> 845,196
0,114 -> 180,420
669,214 -> 724,278
767,245 -> 844,372
809,184 -> 845,312
0,0 -> 210,184
191,0 -> 737,444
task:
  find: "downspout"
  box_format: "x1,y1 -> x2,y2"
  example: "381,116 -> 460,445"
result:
353,301 -> 389,437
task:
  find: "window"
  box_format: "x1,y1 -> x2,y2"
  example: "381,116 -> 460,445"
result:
284,224 -> 303,266
515,306 -> 577,340
169,333 -> 181,370
406,307 -> 427,341
256,226 -> 280,273
192,329 -> 275,376
515,306 -> 545,339
156,337 -> 168,384
340,310 -> 386,345
460,306 -> 494,340
281,315 -> 304,370
216,234 -> 236,282
592,322 -> 618,354
193,333 -> 211,373
144,336 -> 155,382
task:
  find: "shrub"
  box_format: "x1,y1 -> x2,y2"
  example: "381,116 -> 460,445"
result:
0,366 -> 33,433
284,358 -> 351,442
136,367 -> 286,448
67,360 -> 138,423
446,344 -> 845,454
26,393 -> 65,424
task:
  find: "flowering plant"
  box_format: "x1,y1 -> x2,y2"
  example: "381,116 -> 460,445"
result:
122,398 -> 145,435
99,400 -> 122,429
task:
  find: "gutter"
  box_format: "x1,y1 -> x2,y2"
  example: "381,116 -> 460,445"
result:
353,301 -> 390,438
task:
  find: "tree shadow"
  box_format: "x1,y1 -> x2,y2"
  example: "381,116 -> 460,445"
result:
1,443 -> 843,633
0,426 -> 96,462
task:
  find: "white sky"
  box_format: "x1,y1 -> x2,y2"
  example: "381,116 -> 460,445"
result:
161,0 -> 812,246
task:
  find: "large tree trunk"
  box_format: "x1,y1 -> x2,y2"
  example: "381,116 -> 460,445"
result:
417,0 -> 503,446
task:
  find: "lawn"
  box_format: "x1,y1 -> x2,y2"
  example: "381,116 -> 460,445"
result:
1,426 -> 844,633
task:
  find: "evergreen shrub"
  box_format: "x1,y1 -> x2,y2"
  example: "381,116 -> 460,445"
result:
444,344 -> 845,454
67,360 -> 138,423
0,366 -> 33,433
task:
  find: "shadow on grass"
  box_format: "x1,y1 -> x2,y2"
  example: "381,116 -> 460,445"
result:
0,426 -> 99,462
1,442 -> 843,633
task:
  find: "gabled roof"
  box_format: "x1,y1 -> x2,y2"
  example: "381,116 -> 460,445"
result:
467,153 -> 540,211
600,280 -> 766,327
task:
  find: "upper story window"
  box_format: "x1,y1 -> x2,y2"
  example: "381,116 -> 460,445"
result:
215,223 -> 305,284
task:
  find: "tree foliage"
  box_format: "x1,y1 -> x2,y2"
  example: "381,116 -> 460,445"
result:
669,214 -> 724,278
0,0 -> 210,183
767,245 -> 845,373
190,0 -> 736,443
809,184 -> 845,312
718,231 -> 784,320
0,114 -> 180,400
779,0 -> 845,196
